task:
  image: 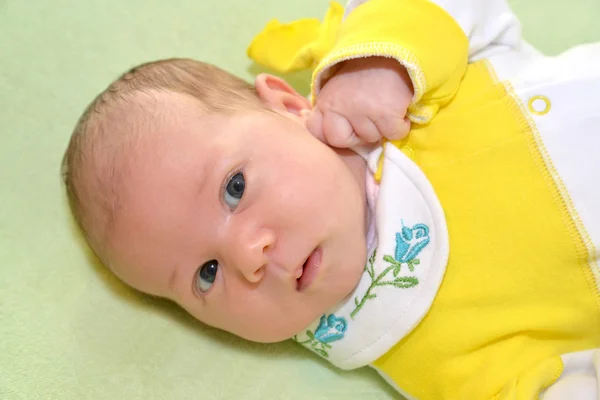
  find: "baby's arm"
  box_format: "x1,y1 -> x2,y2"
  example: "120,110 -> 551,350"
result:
313,0 -> 524,126
248,0 -> 524,148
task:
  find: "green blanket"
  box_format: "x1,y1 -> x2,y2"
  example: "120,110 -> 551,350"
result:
1,0 -> 598,398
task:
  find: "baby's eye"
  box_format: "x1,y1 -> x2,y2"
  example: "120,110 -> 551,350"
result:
195,260 -> 219,293
224,172 -> 245,210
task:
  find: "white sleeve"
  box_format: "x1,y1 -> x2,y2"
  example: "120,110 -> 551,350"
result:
542,350 -> 600,400
343,0 -> 524,61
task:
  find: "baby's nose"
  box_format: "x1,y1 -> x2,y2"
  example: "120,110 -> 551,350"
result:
228,227 -> 275,283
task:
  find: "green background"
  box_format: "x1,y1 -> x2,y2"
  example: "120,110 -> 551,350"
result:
1,0 -> 598,399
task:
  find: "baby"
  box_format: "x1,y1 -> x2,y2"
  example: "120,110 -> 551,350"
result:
62,0 -> 600,398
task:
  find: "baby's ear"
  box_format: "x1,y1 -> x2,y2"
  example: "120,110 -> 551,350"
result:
255,74 -> 311,117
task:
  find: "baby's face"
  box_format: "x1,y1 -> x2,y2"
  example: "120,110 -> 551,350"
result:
104,91 -> 368,342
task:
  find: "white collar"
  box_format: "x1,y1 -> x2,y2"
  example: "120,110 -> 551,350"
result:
293,142 -> 450,369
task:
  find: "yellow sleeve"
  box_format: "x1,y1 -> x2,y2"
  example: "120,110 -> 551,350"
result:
247,0 -> 469,124
312,0 -> 468,123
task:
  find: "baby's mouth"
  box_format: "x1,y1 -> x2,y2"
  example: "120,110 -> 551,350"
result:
296,247 -> 322,292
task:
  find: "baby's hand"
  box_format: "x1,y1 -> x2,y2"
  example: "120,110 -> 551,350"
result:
307,57 -> 414,148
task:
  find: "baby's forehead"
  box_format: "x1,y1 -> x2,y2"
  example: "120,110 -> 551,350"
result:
80,91 -> 196,209
96,91 -> 206,155
104,92 -> 222,176
110,90 -> 199,126
99,90 -> 273,190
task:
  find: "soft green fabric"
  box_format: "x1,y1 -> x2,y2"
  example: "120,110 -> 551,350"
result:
0,0 -> 598,398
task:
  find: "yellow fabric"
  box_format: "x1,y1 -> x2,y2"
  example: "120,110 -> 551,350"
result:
246,1 -> 344,73
491,357 -> 563,400
372,60 -> 600,399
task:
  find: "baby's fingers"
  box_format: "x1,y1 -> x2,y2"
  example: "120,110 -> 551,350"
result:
350,116 -> 383,144
323,111 -> 361,148
374,115 -> 411,141
306,108 -> 326,143
311,110 -> 359,148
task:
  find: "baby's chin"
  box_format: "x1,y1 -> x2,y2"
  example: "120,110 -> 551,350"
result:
220,312 -> 326,344
227,286 -> 363,344
236,330 -> 299,344
200,301 -> 335,344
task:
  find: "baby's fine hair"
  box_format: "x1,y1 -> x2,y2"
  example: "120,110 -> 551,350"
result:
61,58 -> 264,255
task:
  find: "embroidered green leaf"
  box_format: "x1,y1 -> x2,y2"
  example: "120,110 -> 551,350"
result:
369,249 -> 377,265
354,297 -> 360,307
323,343 -> 332,349
393,264 -> 401,277
366,293 -> 377,300
407,258 -> 420,272
383,255 -> 396,264
366,250 -> 377,279
366,266 -> 374,279
392,276 -> 419,288
314,348 -> 329,357
306,331 -> 314,340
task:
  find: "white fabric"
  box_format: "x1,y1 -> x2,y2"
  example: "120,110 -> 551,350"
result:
485,41 -> 600,302
493,43 -> 600,296
294,143 -> 450,369
542,350 -> 600,400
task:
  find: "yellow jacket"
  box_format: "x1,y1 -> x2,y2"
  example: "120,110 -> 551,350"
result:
248,0 -> 600,398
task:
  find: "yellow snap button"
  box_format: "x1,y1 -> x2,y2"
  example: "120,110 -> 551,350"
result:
528,95 -> 551,115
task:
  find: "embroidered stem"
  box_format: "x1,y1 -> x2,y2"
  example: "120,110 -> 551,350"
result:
351,264 -> 395,319
350,250 -> 421,319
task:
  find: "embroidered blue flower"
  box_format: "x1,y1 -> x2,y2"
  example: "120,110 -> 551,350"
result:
293,314 -> 348,358
314,314 -> 347,343
395,223 -> 430,263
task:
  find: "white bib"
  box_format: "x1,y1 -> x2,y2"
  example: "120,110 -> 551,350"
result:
293,143 -> 450,370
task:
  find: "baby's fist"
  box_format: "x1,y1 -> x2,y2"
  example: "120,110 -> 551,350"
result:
307,57 -> 414,148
